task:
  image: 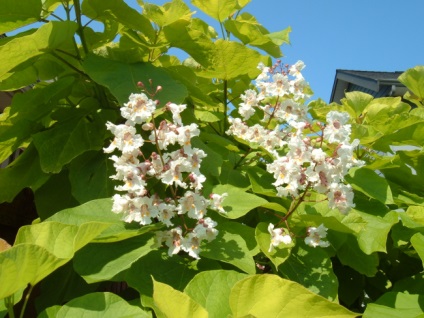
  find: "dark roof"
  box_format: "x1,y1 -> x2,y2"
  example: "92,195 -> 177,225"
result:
330,69 -> 406,103
337,70 -> 404,82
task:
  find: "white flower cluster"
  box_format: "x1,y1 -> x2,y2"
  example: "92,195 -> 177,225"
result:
304,224 -> 330,248
104,92 -> 227,259
227,62 -> 364,251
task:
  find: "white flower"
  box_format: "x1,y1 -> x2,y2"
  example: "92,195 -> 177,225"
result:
193,217 -> 218,242
177,191 -> 208,219
161,228 -> 183,256
209,193 -> 227,214
167,102 -> 186,125
327,183 -> 355,214
289,60 -> 305,78
239,89 -> 260,120
305,224 -> 330,248
132,196 -> 159,225
157,202 -> 176,227
182,233 -> 201,259
121,93 -> 156,125
104,123 -> 144,155
268,223 -> 292,252
324,111 -> 351,144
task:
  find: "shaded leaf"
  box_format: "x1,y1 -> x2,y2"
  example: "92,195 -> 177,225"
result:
0,0 -> 42,33
201,228 -> 255,274
32,114 -> 106,173
279,243 -> 339,301
73,233 -> 156,283
83,54 -> 188,105
56,292 -> 150,318
363,292 -> 424,318
345,167 -> 394,204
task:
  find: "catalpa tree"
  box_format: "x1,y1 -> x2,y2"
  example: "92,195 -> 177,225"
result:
0,0 -> 423,317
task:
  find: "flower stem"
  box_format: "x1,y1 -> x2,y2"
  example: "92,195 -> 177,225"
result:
19,285 -> 34,318
73,0 -> 89,55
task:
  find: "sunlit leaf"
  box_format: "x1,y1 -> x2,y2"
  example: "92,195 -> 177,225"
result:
0,21 -> 77,80
0,0 -> 42,33
212,184 -> 268,219
184,270 -> 248,318
153,280 -> 208,318
229,275 -> 357,317
191,0 -> 251,22
399,66 -> 424,101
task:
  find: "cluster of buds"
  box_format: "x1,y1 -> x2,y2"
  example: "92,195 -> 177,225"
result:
104,88 -> 227,259
227,61 -> 364,251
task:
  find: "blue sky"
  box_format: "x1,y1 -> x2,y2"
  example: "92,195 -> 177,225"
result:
126,0 -> 423,102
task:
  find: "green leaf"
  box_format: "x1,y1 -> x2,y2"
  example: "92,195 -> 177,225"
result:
355,211 -> 398,254
247,166 -> 278,197
363,292 -> 424,318
393,273 -> 424,294
0,77 -> 74,163
34,169 -> 80,220
0,288 -> 24,318
201,228 -> 256,274
0,221 -> 109,299
212,184 -> 268,219
83,54 -> 188,106
399,66 -> 424,101
198,39 -> 268,80
69,151 -> 116,204
279,243 -> 339,301
411,233 -> 424,265
73,233 -> 156,283
125,250 -> 217,308
191,136 -> 223,177
32,114 -> 106,173
0,0 -> 42,33
55,292 -> 150,318
142,0 -> 192,27
0,21 -> 77,80
153,280 -> 208,318
345,167 -> 394,204
332,232 -> 379,277
191,0 -> 251,22
47,198 -> 162,243
229,274 -> 357,317
35,262 -> 99,313
82,0 -> 155,40
162,19 -> 215,68
184,270 -> 248,318
14,221 -> 109,257
220,221 -> 259,256
255,222 -> 292,268
341,91 -> 373,118
224,13 -> 289,57
0,145 -> 49,203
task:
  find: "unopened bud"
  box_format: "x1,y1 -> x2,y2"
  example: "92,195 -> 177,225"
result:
142,123 -> 154,131
137,81 -> 144,88
156,85 -> 162,92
